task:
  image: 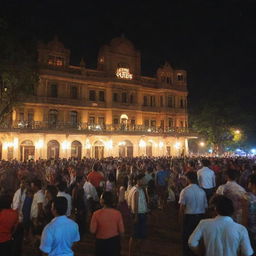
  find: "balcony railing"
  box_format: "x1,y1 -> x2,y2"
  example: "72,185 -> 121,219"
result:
0,120 -> 194,135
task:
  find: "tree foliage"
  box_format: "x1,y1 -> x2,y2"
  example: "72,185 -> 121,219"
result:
0,17 -> 38,123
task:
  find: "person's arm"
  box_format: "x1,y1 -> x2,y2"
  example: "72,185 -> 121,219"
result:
118,213 -> 125,236
90,212 -> 97,234
240,227 -> 254,256
242,196 -> 249,227
188,222 -> 204,255
178,189 -> 186,224
38,203 -> 44,219
40,227 -> 53,255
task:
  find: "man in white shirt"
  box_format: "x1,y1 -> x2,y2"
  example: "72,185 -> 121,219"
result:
189,195 -> 253,256
179,171 -> 208,256
216,168 -> 246,223
197,159 -> 216,201
30,179 -> 45,235
57,181 -> 72,217
40,197 -> 80,256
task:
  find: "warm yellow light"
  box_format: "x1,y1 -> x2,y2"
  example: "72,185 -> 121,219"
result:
174,142 -> 181,149
199,142 -> 205,147
62,141 -> 70,150
235,130 -> 240,134
118,141 -> 126,146
85,139 -> 91,149
105,140 -> 113,149
35,140 -> 44,149
13,138 -> 18,149
120,114 -> 128,120
139,139 -> 146,148
3,142 -> 12,150
159,141 -> 164,148
116,68 -> 133,80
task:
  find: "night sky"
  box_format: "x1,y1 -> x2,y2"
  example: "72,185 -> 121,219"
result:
2,0 -> 256,144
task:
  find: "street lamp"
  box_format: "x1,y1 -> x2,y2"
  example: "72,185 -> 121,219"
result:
235,130 -> 240,134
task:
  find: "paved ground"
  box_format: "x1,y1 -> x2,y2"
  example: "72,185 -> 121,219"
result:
23,203 -> 182,256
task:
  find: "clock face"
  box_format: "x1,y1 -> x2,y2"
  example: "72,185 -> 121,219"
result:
116,68 -> 133,80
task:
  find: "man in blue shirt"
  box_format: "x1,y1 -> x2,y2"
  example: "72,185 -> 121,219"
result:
156,163 -> 170,210
40,197 -> 80,256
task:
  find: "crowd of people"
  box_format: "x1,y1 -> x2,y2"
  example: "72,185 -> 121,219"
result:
0,156 -> 256,256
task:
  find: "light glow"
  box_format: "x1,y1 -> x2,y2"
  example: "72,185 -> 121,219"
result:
118,141 -> 126,146
85,139 -> 91,149
105,140 -> 113,149
159,141 -> 164,148
174,142 -> 181,149
199,142 -> 205,147
35,140 -> 44,149
3,142 -> 13,150
13,138 -> 18,149
62,141 -> 70,150
139,139 -> 146,148
116,68 -> 133,80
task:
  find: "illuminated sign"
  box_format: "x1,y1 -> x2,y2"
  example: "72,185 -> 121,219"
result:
116,68 -> 133,80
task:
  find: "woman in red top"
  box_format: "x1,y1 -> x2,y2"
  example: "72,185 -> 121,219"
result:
0,195 -> 18,256
90,191 -> 125,256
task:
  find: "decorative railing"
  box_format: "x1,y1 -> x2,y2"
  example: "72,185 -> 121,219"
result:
0,121 -> 193,135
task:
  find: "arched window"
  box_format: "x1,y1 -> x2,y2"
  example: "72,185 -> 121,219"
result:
48,109 -> 58,128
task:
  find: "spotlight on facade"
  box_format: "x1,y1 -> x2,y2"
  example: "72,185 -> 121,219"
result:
159,141 -> 164,148
235,130 -> 241,134
85,140 -> 91,149
139,139 -> 146,148
106,140 -> 113,149
118,141 -> 126,146
35,139 -> 44,149
62,141 -> 70,150
174,142 -> 181,149
3,142 -> 13,150
13,138 -> 18,149
199,141 -> 205,147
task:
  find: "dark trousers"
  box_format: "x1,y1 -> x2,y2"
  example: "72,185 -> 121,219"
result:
95,236 -> 121,256
203,188 -> 214,202
182,214 -> 205,256
0,240 -> 12,256
12,223 -> 24,256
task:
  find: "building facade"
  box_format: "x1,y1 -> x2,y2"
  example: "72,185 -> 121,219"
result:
0,36 -> 193,160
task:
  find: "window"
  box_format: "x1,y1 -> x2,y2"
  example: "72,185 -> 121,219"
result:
89,90 -> 96,101
89,116 -> 95,125
113,93 -> 118,102
160,96 -> 164,107
150,96 -> 156,107
28,112 -> 34,122
56,57 -> 64,66
144,120 -> 149,127
168,118 -> 174,127
48,55 -> 55,65
180,99 -> 184,108
131,119 -> 136,125
70,86 -> 78,99
49,109 -> 58,128
122,92 -> 127,103
130,94 -> 134,104
113,118 -> 119,125
151,120 -> 156,127
160,120 -> 164,128
70,111 -> 78,127
50,84 -> 58,97
180,121 -> 184,127
167,96 -> 173,108
19,112 -> 24,121
99,91 -> 105,102
98,117 -> 105,126
177,73 -> 183,81
143,96 -> 148,106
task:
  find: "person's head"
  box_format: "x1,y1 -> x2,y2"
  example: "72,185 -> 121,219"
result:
157,163 -> 164,171
185,171 -> 197,184
201,159 -> 210,167
76,176 -> 85,188
45,185 -> 58,201
31,179 -> 42,192
210,195 -> 234,217
57,181 -> 67,192
20,178 -> 28,190
225,169 -> 239,181
135,173 -> 145,187
248,174 -> 256,191
92,162 -> 102,172
0,195 -> 12,210
100,191 -> 114,208
51,197 -> 67,216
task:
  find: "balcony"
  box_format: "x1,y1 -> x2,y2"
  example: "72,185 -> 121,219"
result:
0,120 -> 196,136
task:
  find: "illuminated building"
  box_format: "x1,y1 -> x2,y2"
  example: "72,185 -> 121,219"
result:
0,36 -> 193,160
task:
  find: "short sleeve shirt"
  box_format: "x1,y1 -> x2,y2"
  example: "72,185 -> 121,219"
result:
0,209 -> 18,242
40,216 -> 80,256
30,190 -> 45,219
90,208 -> 124,239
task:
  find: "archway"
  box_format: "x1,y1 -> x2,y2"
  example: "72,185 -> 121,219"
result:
47,140 -> 60,159
71,140 -> 82,159
120,114 -> 128,130
146,141 -> 153,157
20,140 -> 35,161
118,140 -> 133,158
93,141 -> 104,159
